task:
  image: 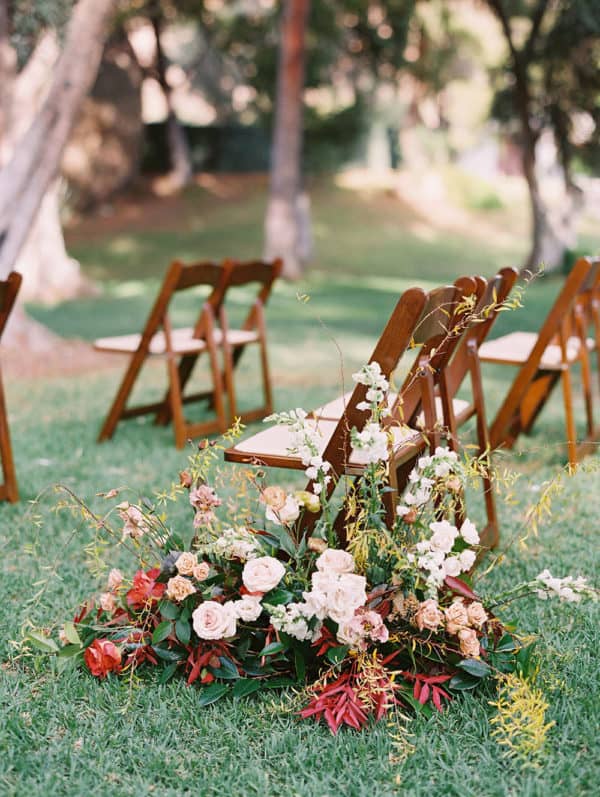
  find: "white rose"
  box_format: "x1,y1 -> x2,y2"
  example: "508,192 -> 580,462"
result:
326,574 -> 367,624
302,589 -> 329,620
459,549 -> 476,571
429,520 -> 459,553
443,556 -> 462,577
266,496 -> 300,526
242,556 -> 286,594
460,519 -> 480,545
233,595 -> 263,621
316,548 -> 355,575
192,601 -> 237,640
311,571 -> 339,595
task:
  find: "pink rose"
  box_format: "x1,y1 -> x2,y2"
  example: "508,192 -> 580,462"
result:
107,569 -> 123,591
414,598 -> 444,632
315,549 -> 355,575
444,600 -> 469,635
99,592 -> 116,614
242,556 -> 286,594
458,627 -> 480,658
192,601 -> 236,640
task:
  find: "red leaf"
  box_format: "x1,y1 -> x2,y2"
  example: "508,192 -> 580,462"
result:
444,575 -> 479,600
419,683 -> 430,705
432,687 -> 442,711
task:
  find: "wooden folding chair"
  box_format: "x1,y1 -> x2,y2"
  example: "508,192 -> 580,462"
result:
225,278 -> 481,544
479,257 -> 600,467
155,259 -> 282,430
0,271 -> 22,503
96,260 -> 231,448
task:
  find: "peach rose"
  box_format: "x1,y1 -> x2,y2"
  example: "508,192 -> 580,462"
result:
192,562 -> 210,581
192,601 -> 237,640
166,575 -> 197,602
467,602 -> 488,628
99,592 -> 116,614
260,485 -> 287,510
175,551 -> 198,576
242,556 -> 286,594
414,598 -> 444,632
315,548 -> 355,575
107,568 -> 123,591
444,600 -> 469,635
458,627 -> 480,658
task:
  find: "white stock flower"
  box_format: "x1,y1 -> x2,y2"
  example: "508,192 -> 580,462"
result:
351,422 -> 389,464
535,570 -> 593,602
460,519 -> 480,546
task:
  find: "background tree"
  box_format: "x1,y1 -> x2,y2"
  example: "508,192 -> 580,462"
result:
0,0 -> 116,332
486,0 -> 600,271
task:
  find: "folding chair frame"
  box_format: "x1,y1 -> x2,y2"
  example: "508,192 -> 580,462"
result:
0,271 -> 22,503
483,257 -> 600,467
97,260 -> 231,448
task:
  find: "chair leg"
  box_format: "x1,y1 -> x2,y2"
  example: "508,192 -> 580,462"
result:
561,367 -> 578,467
579,348 -> 594,437
98,349 -> 148,442
0,366 -> 18,502
166,355 -> 188,449
205,333 -> 228,433
155,353 -> 201,426
256,305 -> 274,416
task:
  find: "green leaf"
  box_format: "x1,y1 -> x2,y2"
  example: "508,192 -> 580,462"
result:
198,682 -> 229,707
62,622 -> 81,646
158,662 -> 179,684
449,672 -> 481,691
165,533 -> 184,553
263,588 -> 294,606
26,631 -> 59,654
457,658 -> 492,679
261,676 -> 295,689
159,601 -> 180,620
56,644 -> 83,659
152,621 -> 172,645
232,678 -> 263,699
326,645 -> 350,665
175,618 -> 191,646
494,634 -> 518,653
152,645 -> 185,663
210,656 -> 239,680
260,641 -> 287,656
294,649 -> 306,682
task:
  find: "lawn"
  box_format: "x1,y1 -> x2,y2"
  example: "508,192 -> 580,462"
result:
1,175 -> 599,796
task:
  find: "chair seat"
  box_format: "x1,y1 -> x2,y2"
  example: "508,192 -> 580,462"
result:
313,391 -> 471,426
225,418 -> 423,475
479,331 -> 595,370
94,327 -> 259,355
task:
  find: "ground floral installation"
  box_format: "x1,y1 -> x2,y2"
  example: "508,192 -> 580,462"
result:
36,362 -> 597,739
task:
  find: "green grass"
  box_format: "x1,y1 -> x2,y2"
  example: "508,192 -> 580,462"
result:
2,177 -> 600,796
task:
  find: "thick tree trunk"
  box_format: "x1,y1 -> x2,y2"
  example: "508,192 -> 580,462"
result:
0,0 -> 116,278
150,9 -> 192,192
264,0 -> 312,280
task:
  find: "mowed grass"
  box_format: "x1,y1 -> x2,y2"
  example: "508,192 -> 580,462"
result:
2,176 -> 600,796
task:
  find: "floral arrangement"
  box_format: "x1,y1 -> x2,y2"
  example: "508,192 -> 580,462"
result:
36,362 -> 597,737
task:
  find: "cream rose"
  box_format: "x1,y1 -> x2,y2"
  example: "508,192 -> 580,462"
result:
192,562 -> 210,581
444,600 -> 469,634
458,627 -> 480,658
242,556 -> 286,594
428,520 -> 459,554
166,575 -> 197,602
315,548 -> 355,575
326,574 -> 367,624
459,549 -> 476,572
467,602 -> 488,628
460,519 -> 480,545
233,595 -> 263,622
192,601 -> 237,640
443,556 -> 462,578
414,598 -> 444,632
265,496 -> 300,526
175,551 -> 198,576
107,568 -> 123,591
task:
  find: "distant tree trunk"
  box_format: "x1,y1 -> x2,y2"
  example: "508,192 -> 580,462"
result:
264,0 -> 312,280
150,5 -> 192,191
0,0 -> 116,283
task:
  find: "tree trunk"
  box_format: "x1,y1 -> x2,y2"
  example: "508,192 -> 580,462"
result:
0,0 -> 117,278
150,8 -> 192,192
264,0 -> 312,280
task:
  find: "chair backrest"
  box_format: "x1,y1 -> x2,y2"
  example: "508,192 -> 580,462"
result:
0,272 -> 22,339
444,267 -> 519,399
221,258 -> 282,329
137,260 -> 231,345
571,256 -> 600,339
391,276 -> 483,427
